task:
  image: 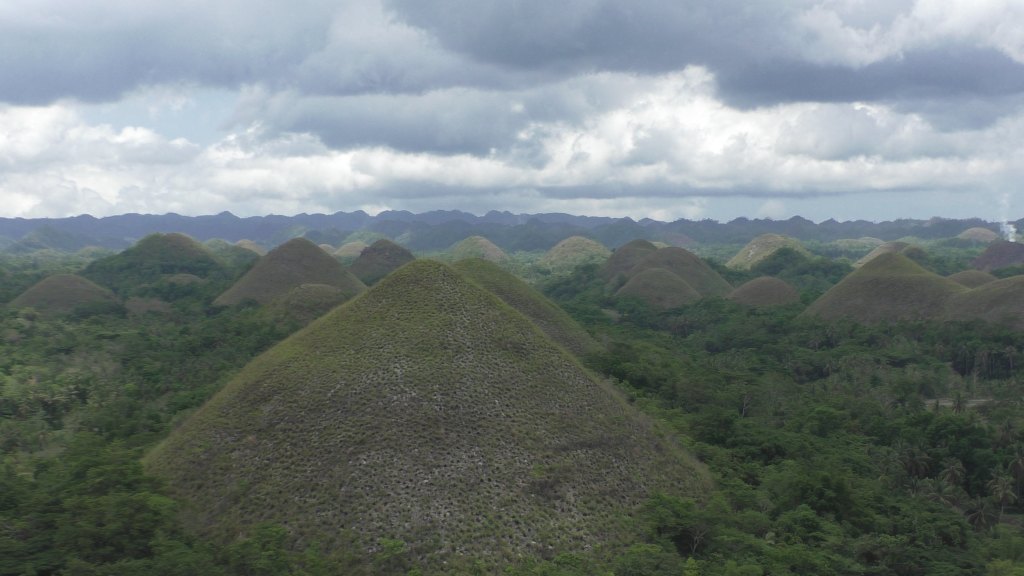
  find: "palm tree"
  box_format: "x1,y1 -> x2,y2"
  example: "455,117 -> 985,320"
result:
939,457 -> 966,488
966,496 -> 997,531
988,471 -> 1017,523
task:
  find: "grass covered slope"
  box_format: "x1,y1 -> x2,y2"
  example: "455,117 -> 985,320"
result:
146,260 -> 706,572
957,227 -> 1000,243
726,234 -> 808,270
453,258 -> 601,356
728,276 -> 800,307
600,239 -> 659,283
854,241 -> 913,267
539,236 -> 611,272
449,235 -> 507,262
948,269 -> 998,288
7,274 -> 117,314
82,233 -> 225,294
944,276 -> 1024,329
804,253 -> 967,323
972,240 -> 1024,271
627,247 -> 733,297
347,239 -> 415,285
214,238 -> 365,306
615,268 -> 701,310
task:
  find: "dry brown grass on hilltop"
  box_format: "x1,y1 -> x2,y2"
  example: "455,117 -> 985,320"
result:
600,239 -> 659,283
944,276 -> 1024,329
804,253 -> 966,323
453,258 -> 601,356
854,241 -> 914,267
539,236 -> 611,273
726,234 -> 809,270
729,276 -> 800,307
947,269 -> 998,288
957,227 -> 1000,243
146,260 -> 708,574
448,235 -> 507,262
972,240 -> 1024,271
615,267 -> 701,310
347,239 -> 415,285
8,274 -> 117,314
626,247 -> 732,297
214,238 -> 365,306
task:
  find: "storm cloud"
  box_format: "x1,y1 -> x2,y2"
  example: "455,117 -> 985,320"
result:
1,0 -> 1023,220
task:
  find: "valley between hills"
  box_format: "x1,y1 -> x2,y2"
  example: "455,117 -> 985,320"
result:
3,213 -> 1024,574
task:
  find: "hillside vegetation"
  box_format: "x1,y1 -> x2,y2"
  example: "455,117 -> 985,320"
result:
214,238 -> 365,306
82,233 -> 225,295
347,239 -> 415,285
147,260 -> 707,573
7,274 -> 118,316
726,234 -> 809,270
728,276 -> 800,307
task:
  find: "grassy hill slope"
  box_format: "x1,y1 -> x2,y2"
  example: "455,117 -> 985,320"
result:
214,238 -> 365,306
539,236 -> 611,273
82,233 -> 225,294
453,258 -> 601,356
8,274 -> 117,314
449,235 -> 507,262
972,240 -> 1024,271
728,276 -> 800,307
146,260 -> 706,573
600,239 -> 659,283
948,269 -> 998,288
726,234 -> 809,270
944,276 -> 1024,329
347,239 -> 415,285
627,247 -> 733,297
804,253 -> 966,323
615,267 -> 701,310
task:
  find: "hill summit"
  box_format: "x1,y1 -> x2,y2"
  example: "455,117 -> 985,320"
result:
214,238 -> 365,306
146,260 -> 705,573
726,234 -> 808,270
8,274 -> 117,315
81,233 -> 224,294
347,239 -> 415,285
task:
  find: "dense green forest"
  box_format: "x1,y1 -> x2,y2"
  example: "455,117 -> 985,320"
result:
2,237 -> 1024,574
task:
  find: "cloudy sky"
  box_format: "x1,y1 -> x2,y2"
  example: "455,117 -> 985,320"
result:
1,0 -> 1023,222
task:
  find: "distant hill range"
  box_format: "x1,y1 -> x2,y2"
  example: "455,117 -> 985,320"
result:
0,211 -> 1014,253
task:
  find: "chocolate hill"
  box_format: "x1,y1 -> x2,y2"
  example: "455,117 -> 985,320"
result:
7,274 -> 117,315
213,238 -> 365,306
944,277 -> 1024,329
972,240 -> 1024,271
347,239 -> 415,285
804,253 -> 966,323
726,234 -> 809,270
539,236 -> 611,272
146,260 -> 706,573
728,277 -> 800,307
81,233 -> 224,294
453,258 -> 601,356
625,247 -> 732,297
948,270 -> 998,289
600,239 -> 659,283
615,268 -> 701,310
449,235 -> 507,262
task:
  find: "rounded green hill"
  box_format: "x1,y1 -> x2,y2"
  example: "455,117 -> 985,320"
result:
453,258 -> 601,356
626,247 -> 732,297
854,241 -> 914,268
615,268 -> 701,310
347,239 -> 415,285
726,234 -> 809,270
804,253 -> 966,323
334,241 -> 369,264
972,240 -> 1024,271
600,239 -> 659,283
539,236 -> 611,272
214,238 -> 365,306
729,276 -> 800,307
944,276 -> 1024,329
82,233 -> 224,294
449,235 -> 507,262
948,269 -> 997,288
146,260 -> 706,573
957,227 -> 1000,243
8,274 -> 117,315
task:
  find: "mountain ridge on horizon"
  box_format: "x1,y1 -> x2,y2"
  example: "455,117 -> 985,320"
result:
0,210 -> 1011,254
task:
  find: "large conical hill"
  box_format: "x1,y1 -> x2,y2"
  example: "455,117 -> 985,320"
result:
615,268 -> 701,310
600,239 -> 659,283
728,277 -> 800,307
854,241 -> 914,268
347,239 -> 415,285
539,236 -> 611,272
944,276 -> 1024,329
214,238 -> 365,306
726,234 -> 809,270
957,227 -> 1000,243
333,241 -> 368,264
627,247 -> 732,297
804,253 -> 966,323
453,258 -> 601,356
448,235 -> 507,262
81,233 -> 225,294
972,240 -> 1024,272
8,274 -> 118,315
146,260 -> 706,572
948,270 -> 998,288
